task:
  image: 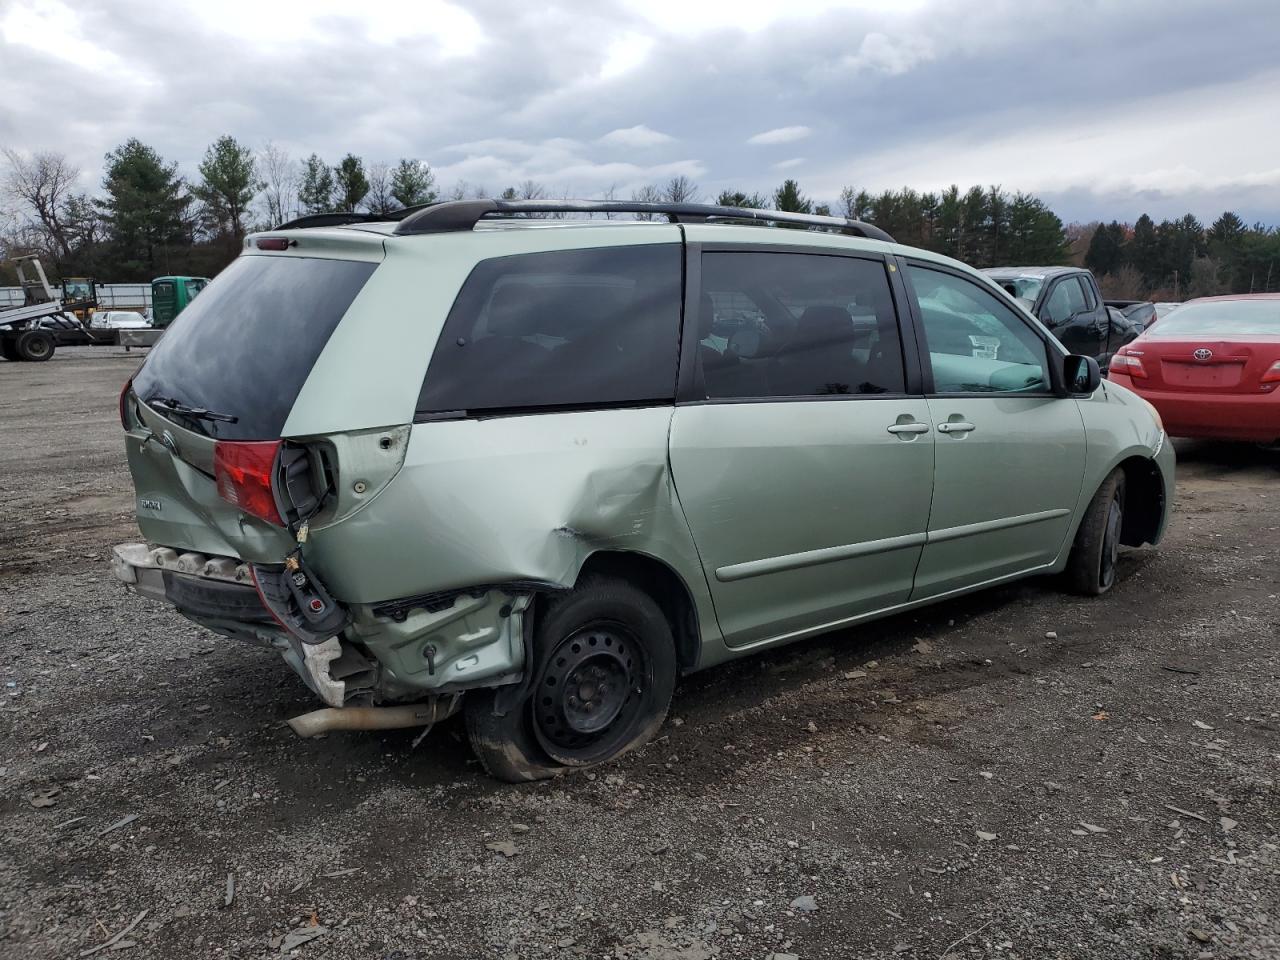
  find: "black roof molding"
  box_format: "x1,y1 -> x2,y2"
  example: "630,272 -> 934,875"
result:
384,199 -> 895,242
275,212 -> 381,230
274,201 -> 441,231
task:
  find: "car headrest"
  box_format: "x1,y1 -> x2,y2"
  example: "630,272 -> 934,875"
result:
795,305 -> 853,347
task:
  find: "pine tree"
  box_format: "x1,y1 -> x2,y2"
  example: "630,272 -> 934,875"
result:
97,138 -> 192,279
297,154 -> 334,215
390,159 -> 437,208
773,179 -> 811,213
192,135 -> 258,244
332,154 -> 369,212
1085,221 -> 1126,277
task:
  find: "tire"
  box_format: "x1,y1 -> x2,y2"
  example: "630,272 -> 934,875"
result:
0,337 -> 19,362
15,330 -> 55,362
465,577 -> 677,782
1065,469 -> 1126,596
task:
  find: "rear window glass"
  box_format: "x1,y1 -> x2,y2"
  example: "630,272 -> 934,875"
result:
133,255 -> 376,440
1148,300 -> 1279,338
417,245 -> 681,414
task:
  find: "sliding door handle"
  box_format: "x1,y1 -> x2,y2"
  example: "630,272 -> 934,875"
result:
886,421 -> 930,435
937,420 -> 976,435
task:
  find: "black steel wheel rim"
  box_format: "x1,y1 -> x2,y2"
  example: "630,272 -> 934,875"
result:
532,622 -> 648,762
26,336 -> 51,358
1100,494 -> 1122,589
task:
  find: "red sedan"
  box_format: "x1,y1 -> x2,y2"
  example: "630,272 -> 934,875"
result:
1107,294 -> 1280,444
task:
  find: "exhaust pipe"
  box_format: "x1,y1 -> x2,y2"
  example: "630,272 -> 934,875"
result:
287,699 -> 459,738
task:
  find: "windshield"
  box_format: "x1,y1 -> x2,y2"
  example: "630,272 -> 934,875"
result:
1147,300 -> 1279,339
990,276 -> 1044,302
133,255 -> 376,439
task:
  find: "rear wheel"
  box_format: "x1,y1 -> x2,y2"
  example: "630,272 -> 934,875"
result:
1065,469 -> 1126,596
15,329 -> 55,362
465,577 -> 677,782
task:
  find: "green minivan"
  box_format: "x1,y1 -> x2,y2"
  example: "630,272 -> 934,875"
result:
111,200 -> 1173,781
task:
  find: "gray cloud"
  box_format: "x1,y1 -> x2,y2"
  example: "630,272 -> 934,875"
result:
2,0 -> 1278,224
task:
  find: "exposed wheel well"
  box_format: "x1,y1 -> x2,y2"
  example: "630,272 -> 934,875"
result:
575,551 -> 701,672
1117,455 -> 1164,547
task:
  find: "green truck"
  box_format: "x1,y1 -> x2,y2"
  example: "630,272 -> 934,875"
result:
150,276 -> 208,327
116,276 -> 209,349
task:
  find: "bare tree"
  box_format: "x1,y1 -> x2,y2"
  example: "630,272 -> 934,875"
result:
662,175 -> 699,204
600,183 -> 619,219
1,148 -> 80,261
1098,264 -> 1145,300
364,162 -> 395,215
259,142 -> 296,227
631,184 -> 663,220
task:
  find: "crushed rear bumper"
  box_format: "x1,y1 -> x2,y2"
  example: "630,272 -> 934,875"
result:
109,542 -> 533,706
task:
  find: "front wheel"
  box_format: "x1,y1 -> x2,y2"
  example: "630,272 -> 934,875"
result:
1065,469 -> 1126,595
465,577 -> 677,782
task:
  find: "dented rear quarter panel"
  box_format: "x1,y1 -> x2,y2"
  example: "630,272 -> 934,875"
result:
300,406 -> 727,660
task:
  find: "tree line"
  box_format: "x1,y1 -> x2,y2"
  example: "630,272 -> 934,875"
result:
1084,212 -> 1279,300
4,133 -> 1269,297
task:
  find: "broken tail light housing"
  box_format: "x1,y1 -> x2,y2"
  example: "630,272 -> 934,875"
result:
1110,352 -> 1147,379
214,440 -> 284,525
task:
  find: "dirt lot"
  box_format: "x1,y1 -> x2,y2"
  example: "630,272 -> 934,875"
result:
1,348 -> 1277,960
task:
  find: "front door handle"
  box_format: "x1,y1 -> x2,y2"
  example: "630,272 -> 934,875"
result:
937,420 -> 976,434
886,421 -> 930,436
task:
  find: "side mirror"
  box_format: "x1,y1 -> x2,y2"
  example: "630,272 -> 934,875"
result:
1063,354 -> 1100,395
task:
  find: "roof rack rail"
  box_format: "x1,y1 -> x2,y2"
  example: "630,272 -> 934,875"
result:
388,199 -> 895,242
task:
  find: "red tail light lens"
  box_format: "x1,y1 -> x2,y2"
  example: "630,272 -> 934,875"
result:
255,237 -> 293,251
1110,353 -> 1147,379
119,377 -> 134,429
1262,361 -> 1280,384
214,440 -> 284,525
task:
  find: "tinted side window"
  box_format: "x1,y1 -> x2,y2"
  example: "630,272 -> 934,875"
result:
418,245 -> 681,414
1079,275 -> 1098,310
1043,277 -> 1087,323
906,265 -> 1051,395
697,252 -> 905,399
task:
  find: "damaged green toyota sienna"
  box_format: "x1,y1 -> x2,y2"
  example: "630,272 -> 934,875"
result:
110,199 -> 1174,781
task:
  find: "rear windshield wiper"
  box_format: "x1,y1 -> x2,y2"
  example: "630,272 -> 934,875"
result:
145,395 -> 239,424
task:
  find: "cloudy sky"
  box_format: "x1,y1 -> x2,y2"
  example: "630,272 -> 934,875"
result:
3,0 -> 1279,224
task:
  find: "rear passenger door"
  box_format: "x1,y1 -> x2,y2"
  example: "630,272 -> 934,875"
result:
668,246 -> 935,649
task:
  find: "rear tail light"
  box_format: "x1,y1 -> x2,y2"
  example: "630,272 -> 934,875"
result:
1110,352 -> 1147,379
1262,361 -> 1280,384
214,440 -> 284,525
119,377 -> 134,429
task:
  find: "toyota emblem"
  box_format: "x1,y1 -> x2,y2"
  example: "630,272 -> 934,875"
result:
1193,348 -> 1213,361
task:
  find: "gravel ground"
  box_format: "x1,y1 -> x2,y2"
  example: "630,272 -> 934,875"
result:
1,347 -> 1277,960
